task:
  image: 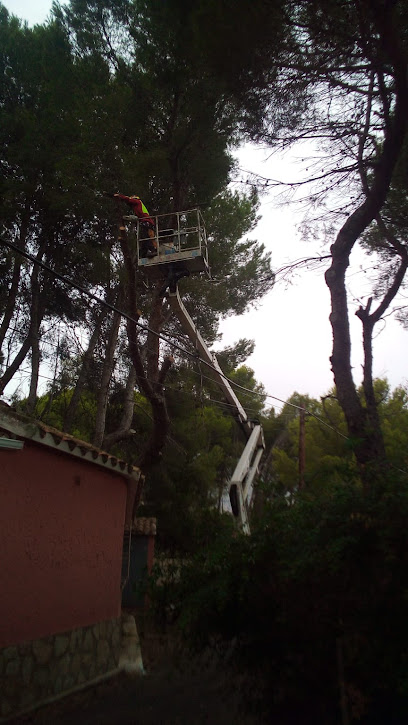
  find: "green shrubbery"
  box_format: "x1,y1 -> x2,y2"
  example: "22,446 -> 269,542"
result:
148,469 -> 408,723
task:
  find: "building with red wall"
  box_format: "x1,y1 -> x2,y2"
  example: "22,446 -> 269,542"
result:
0,406 -> 143,720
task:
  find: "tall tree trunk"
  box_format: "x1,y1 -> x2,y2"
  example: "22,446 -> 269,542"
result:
0,245 -> 45,398
118,228 -> 174,475
0,335 -> 33,397
92,305 -> 122,449
102,365 -> 137,449
354,254 -> 408,463
63,305 -> 109,432
146,280 -> 166,383
38,328 -> 61,421
0,201 -> 32,350
25,250 -> 48,415
325,7 -> 408,474
356,311 -> 386,461
325,247 -> 368,456
25,329 -> 41,415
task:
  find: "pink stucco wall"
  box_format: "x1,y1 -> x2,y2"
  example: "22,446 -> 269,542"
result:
0,441 -> 127,648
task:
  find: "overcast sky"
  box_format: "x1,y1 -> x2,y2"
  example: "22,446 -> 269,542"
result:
221,145 -> 408,409
3,0 -> 408,411
3,0 -> 53,24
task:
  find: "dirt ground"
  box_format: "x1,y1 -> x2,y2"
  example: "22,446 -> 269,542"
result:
8,630 -> 263,725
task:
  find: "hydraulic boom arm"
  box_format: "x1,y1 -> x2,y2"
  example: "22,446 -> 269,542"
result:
168,285 -> 264,534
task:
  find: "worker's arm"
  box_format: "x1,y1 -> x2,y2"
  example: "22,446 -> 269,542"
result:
102,191 -> 133,202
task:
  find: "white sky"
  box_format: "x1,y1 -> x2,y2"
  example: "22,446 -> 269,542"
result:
3,0 -> 53,24
3,0 -> 408,411
222,145 -> 408,409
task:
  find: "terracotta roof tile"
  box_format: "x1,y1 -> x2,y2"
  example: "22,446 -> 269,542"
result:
126,517 -> 157,536
0,406 -> 141,483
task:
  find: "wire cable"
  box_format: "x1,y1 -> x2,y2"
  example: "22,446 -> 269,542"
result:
1,236 -> 349,441
0,237 -> 226,374
0,237 -> 291,406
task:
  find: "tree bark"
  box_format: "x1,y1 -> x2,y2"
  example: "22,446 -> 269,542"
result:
102,365 -> 137,449
0,201 -> 32,350
355,253 -> 408,462
0,244 -> 46,398
118,228 -> 174,476
37,330 -> 61,421
92,304 -> 122,449
324,3 -> 408,474
25,329 -> 41,415
63,305 -> 109,432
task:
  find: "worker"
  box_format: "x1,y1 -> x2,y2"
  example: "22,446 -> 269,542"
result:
104,192 -> 157,257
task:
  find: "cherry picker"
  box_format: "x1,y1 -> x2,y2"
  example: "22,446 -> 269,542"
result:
124,208 -> 265,534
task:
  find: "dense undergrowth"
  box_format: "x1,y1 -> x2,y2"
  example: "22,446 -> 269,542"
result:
147,470 -> 408,724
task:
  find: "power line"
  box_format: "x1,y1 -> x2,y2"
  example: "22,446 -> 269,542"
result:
306,411 -> 348,440
3,240 -> 407,462
12,358 -> 346,440
1,237 -> 349,441
0,237 -> 223,371
0,237 -> 289,402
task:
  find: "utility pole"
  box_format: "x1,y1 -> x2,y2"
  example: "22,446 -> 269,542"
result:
298,408 -> 306,489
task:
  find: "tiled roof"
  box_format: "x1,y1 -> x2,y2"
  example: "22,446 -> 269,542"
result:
133,517 -> 157,536
0,405 -> 141,482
